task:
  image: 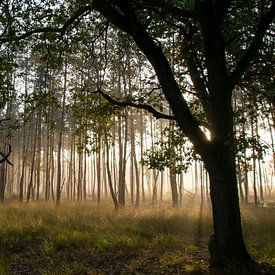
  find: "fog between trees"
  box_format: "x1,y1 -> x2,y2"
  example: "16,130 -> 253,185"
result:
0,0 -> 275,269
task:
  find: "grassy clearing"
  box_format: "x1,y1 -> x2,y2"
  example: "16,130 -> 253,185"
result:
0,200 -> 273,274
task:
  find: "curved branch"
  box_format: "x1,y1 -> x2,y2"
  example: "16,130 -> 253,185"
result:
94,89 -> 175,120
92,89 -> 210,129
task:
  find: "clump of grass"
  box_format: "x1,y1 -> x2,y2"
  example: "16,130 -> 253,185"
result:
159,251 -> 184,269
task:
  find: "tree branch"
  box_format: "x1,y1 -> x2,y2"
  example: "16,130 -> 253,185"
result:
92,1 -> 131,32
0,4 -> 92,44
180,39 -> 210,112
93,89 -> 176,120
230,3 -> 275,86
0,144 -> 13,166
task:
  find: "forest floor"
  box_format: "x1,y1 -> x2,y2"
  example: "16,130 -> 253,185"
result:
0,198 -> 274,274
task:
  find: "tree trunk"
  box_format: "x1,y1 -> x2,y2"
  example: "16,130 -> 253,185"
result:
140,110 -> 145,203
36,109 -> 42,201
0,162 -> 6,202
236,160 -> 245,203
50,129 -> 55,201
19,64 -> 29,202
251,119 -> 258,207
118,114 -> 128,207
207,148 -> 253,267
67,134 -> 74,200
104,133 -> 119,209
169,168 -> 178,208
56,56 -> 67,206
77,149 -> 83,201
102,144 -> 107,199
27,114 -> 38,203
152,170 -> 158,206
97,136 -> 101,204
179,173 -> 184,206
130,126 -> 134,206
255,117 -> 264,202
45,119 -> 50,201
83,148 -> 87,200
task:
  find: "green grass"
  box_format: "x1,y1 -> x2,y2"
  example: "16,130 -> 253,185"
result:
242,206 -> 275,266
0,201 -> 273,274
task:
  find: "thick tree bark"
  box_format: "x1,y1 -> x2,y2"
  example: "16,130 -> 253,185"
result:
206,147 -> 253,267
